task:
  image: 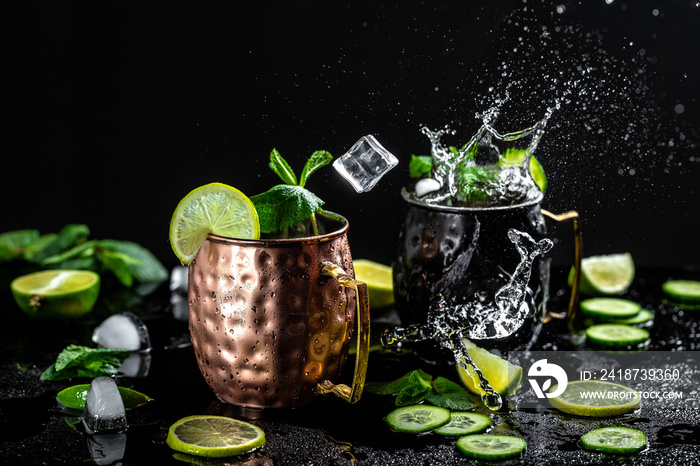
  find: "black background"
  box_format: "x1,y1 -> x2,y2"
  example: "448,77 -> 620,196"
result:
4,0 -> 699,270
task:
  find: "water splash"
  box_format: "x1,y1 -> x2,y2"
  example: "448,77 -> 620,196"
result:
413,102 -> 554,207
382,228 -> 553,409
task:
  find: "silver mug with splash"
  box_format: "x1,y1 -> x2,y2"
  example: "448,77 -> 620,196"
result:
188,212 -> 370,408
390,188 -> 582,355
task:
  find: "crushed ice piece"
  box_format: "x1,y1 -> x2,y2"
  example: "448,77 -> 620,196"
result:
169,265 -> 188,294
86,433 -> 127,465
333,135 -> 398,193
118,352 -> 152,377
414,178 -> 442,197
170,293 -> 189,322
93,312 -> 151,352
83,377 -> 128,434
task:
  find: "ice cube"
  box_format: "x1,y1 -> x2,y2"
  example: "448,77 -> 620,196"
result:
86,432 -> 127,465
332,135 -> 398,193
118,352 -> 152,378
414,178 -> 442,197
93,312 -> 151,352
169,265 -> 188,294
170,292 -> 189,322
83,377 -> 128,434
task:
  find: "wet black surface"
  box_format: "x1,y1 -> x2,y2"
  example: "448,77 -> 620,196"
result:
1,266 -> 700,465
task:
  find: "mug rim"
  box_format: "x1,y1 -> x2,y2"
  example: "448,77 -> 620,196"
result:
400,187 -> 543,213
206,210 -> 349,247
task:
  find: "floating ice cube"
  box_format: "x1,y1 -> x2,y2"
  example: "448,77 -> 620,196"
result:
333,135 -> 398,193
93,312 -> 151,352
83,377 -> 128,434
169,265 -> 188,294
170,292 -> 189,322
86,432 -> 127,465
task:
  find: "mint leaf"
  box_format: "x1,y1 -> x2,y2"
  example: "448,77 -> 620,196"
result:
365,369 -> 433,395
41,345 -> 132,381
396,371 -> 433,406
299,150 -> 333,187
409,155 -> 433,179
0,229 -> 40,262
250,185 -> 324,234
269,148 -> 298,186
96,240 -> 168,284
23,224 -> 90,263
425,376 -> 476,410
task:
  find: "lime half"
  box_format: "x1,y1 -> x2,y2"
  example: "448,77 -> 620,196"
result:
353,259 -> 394,308
57,384 -> 152,410
169,183 -> 260,265
457,338 -> 523,397
166,415 -> 266,458
10,270 -> 100,320
570,253 -> 635,296
548,380 -> 641,417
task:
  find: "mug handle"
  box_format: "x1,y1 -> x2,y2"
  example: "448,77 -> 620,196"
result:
315,262 -> 371,404
541,209 -> 583,325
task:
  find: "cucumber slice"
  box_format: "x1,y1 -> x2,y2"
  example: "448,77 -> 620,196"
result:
607,308 -> 654,326
432,412 -> 491,436
385,405 -> 451,433
456,434 -> 526,460
662,280 -> 700,304
585,324 -> 649,348
580,426 -> 647,454
580,298 -> 641,320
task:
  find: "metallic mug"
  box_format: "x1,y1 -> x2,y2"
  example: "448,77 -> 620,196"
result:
393,188 -> 582,353
188,212 -> 370,408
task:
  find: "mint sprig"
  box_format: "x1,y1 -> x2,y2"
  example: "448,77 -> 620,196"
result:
251,149 -> 333,236
40,344 -> 132,381
365,369 -> 476,410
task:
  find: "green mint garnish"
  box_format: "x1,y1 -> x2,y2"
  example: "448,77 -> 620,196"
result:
252,149 -> 333,235
409,155 -> 433,179
40,344 -> 132,381
365,369 -> 475,410
0,225 -> 168,287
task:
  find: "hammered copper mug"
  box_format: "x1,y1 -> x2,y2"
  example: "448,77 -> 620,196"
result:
188,212 -> 370,408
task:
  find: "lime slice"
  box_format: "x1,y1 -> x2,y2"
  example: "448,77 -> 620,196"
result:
498,149 -> 548,193
456,434 -> 526,461
569,253 -> 635,296
432,411 -> 491,436
57,384 -> 153,410
166,415 -> 266,458
580,426 -> 647,454
10,270 -> 100,320
585,324 -> 650,348
580,298 -> 641,320
548,380 -> 641,417
385,405 -> 451,433
169,183 -> 260,265
662,280 -> 700,304
352,259 -> 394,308
457,338 -> 523,397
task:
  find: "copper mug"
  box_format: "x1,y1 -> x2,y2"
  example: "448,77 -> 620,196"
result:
188,212 -> 370,408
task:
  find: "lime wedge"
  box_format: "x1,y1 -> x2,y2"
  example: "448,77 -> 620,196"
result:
169,183 -> 260,265
166,415 -> 266,458
57,384 -> 153,410
352,259 -> 394,308
569,253 -> 635,296
498,149 -> 547,193
457,338 -> 523,398
548,380 -> 641,417
10,270 -> 100,320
